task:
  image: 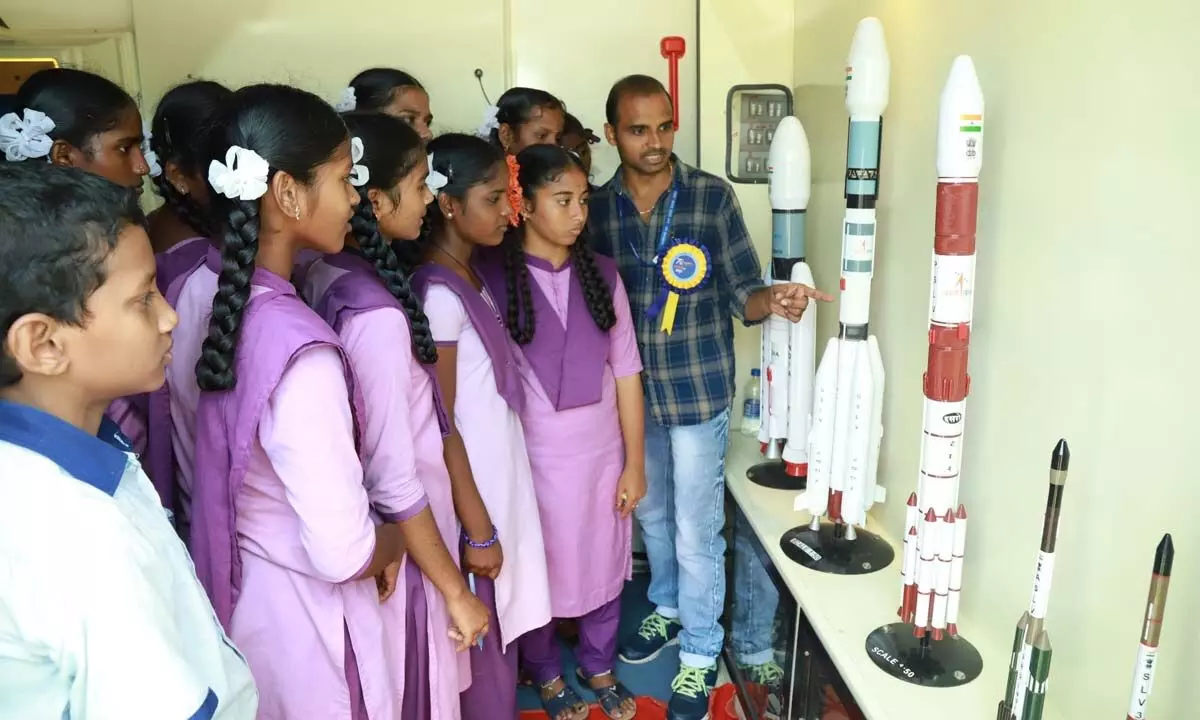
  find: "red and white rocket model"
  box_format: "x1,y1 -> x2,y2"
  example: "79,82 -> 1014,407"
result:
756,116 -> 817,483
798,17 -> 888,539
897,55 -> 985,640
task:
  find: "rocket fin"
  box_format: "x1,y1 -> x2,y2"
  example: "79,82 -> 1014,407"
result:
801,337 -> 837,515
865,334 -> 886,506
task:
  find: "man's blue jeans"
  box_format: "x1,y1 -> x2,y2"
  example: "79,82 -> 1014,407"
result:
635,405 -> 730,669
730,509 -> 780,666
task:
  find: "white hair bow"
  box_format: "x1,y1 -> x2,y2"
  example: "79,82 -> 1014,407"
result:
142,121 -> 163,177
0,109 -> 55,162
476,105 -> 500,138
335,87 -> 357,113
208,146 -> 270,201
426,153 -> 448,193
350,137 -> 369,187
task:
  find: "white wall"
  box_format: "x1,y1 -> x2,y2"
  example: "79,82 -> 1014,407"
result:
0,0 -> 132,31
131,0 -> 508,136
699,0 -> 797,412
510,0 -> 698,184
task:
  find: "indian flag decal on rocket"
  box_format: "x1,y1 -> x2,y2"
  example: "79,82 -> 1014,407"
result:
959,113 -> 983,133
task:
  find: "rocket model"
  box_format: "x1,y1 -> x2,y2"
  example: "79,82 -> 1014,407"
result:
897,54 -> 985,639
996,440 -> 1070,720
797,16 -> 888,537
1126,533 -> 1174,720
755,115 -> 817,487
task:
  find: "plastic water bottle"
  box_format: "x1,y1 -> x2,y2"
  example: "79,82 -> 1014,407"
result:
740,368 -> 761,437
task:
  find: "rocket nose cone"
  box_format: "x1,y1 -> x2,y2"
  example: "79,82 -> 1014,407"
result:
1051,439 -> 1069,471
936,54 -> 985,179
849,17 -> 887,60
771,116 -> 808,147
846,17 -> 890,116
943,55 -> 983,104
767,116 -> 811,210
1154,533 -> 1174,577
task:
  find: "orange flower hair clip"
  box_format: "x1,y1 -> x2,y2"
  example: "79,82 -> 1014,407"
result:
505,154 -> 523,227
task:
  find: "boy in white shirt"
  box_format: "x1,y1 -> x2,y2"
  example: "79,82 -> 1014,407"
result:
0,162 -> 258,720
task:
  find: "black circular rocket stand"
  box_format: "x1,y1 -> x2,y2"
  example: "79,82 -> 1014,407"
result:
865,623 -> 983,687
779,520 -> 895,575
746,458 -> 807,491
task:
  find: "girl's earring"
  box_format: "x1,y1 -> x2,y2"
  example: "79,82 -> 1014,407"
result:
293,208 -> 301,220
447,212 -> 454,219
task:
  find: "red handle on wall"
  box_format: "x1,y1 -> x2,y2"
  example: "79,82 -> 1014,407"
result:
660,36 -> 686,130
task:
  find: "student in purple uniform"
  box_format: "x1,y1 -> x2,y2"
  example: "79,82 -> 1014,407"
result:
0,162 -> 257,719
176,84 -> 409,718
481,87 -> 567,155
0,68 -> 150,192
346,68 -> 435,142
410,133 -> 553,720
107,80 -> 234,507
477,144 -> 645,720
560,112 -> 600,178
302,112 -> 491,719
145,80 -> 233,255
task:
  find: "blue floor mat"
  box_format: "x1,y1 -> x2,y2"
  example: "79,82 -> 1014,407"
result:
516,573 -> 678,710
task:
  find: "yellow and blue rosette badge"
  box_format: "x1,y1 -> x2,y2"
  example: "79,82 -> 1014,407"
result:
647,238 -> 711,335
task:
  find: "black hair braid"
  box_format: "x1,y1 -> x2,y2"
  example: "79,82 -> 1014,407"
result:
151,172 -> 212,237
351,194 -> 438,364
571,240 -> 616,331
393,231 -> 427,276
195,200 -> 259,391
502,232 -> 536,345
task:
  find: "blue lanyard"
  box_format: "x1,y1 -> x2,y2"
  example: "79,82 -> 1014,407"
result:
619,185 -> 679,268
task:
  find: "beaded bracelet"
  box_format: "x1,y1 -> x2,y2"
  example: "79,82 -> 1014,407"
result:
463,525 -> 499,549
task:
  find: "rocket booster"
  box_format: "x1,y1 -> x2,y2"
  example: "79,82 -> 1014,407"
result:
1001,440 -> 1069,720
1126,533 -> 1174,720
757,116 -> 817,479
901,54 -> 984,641
800,16 -> 889,535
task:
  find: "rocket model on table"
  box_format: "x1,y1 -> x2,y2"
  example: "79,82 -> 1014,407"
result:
997,440 -> 1070,720
755,115 -> 817,485
896,55 -> 985,639
796,16 -> 888,538
1125,533 -> 1174,720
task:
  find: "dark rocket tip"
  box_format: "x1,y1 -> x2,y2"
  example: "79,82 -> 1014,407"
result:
1051,439 -> 1070,471
1154,534 -> 1174,577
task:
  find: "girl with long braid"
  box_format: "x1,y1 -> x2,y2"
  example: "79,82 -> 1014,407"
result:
302,112 -> 490,718
145,79 -> 233,255
412,133 -> 552,720
170,84 -> 409,718
477,144 -> 644,720
107,80 -> 234,515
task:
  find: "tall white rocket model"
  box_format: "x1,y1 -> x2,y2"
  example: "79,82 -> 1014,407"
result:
752,116 -> 817,489
900,54 -> 985,642
864,54 -> 986,689
798,17 -> 889,539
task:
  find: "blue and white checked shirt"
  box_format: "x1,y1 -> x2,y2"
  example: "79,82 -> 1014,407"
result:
588,157 -> 765,427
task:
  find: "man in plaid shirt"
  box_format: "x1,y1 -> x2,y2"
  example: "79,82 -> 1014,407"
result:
588,74 -> 830,719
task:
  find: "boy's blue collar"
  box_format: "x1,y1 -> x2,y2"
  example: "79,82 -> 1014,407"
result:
0,400 -> 130,496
